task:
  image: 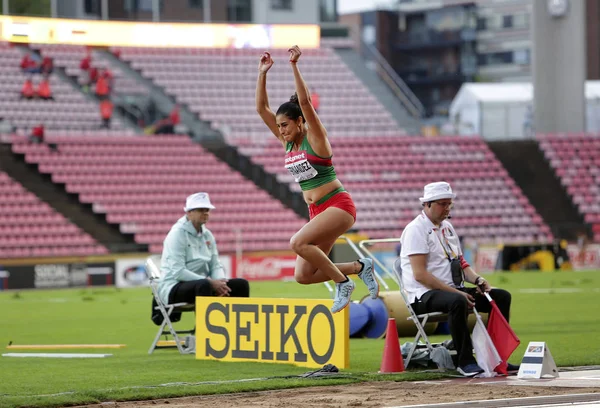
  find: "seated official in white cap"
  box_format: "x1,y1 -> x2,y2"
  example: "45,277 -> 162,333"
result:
157,192 -> 249,308
399,182 -> 516,377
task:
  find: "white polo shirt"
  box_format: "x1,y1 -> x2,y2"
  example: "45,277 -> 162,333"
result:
400,211 -> 463,304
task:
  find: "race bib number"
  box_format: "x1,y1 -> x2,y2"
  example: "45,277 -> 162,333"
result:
284,150 -> 318,182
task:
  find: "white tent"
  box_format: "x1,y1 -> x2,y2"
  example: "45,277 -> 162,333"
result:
449,81 -> 600,140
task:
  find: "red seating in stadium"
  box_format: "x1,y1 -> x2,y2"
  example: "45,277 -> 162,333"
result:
32,44 -> 148,96
116,46 -> 406,141
538,133 -> 600,241
11,134 -> 306,254
0,170 -> 108,258
238,135 -> 552,244
0,42 -> 129,134
0,42 -> 558,258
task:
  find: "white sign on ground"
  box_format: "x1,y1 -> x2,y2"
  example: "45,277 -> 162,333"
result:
517,341 -> 559,379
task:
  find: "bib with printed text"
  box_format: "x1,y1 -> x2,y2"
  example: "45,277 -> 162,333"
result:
284,150 -> 318,182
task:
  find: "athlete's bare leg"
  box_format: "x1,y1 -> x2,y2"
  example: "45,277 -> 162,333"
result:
290,207 -> 356,284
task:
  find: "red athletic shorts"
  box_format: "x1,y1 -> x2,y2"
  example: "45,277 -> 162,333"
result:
308,190 -> 356,221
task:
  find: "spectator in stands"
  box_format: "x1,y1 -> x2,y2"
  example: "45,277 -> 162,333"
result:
153,105 -> 180,134
28,123 -> 58,151
80,50 -> 92,72
95,73 -> 110,99
36,76 -> 54,100
20,78 -> 35,99
310,88 -> 320,114
20,54 -> 40,73
156,192 -> 250,312
83,66 -> 100,93
255,46 -> 378,314
147,105 -> 180,134
169,104 -> 181,127
398,181 -> 518,377
99,99 -> 113,129
100,68 -> 114,92
40,56 -> 54,75
80,50 -> 94,92
28,123 -> 44,144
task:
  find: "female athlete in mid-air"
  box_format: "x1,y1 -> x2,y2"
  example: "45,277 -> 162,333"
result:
255,45 -> 379,313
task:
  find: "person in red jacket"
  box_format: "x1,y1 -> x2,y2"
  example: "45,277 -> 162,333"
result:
28,123 -> 44,144
80,51 -> 92,71
100,99 -> 114,129
95,74 -> 110,99
20,54 -> 40,73
28,123 -> 58,151
86,66 -> 99,89
101,68 -> 114,92
37,77 -> 54,100
169,104 -> 180,126
41,56 -> 54,75
20,78 -> 35,99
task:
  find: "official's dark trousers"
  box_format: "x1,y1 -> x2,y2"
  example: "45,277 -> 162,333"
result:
411,287 -> 512,367
169,278 -> 250,304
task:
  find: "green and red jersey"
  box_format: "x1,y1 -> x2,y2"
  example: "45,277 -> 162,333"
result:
284,137 -> 337,191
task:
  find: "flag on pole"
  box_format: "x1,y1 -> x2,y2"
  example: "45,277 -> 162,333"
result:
485,292 -> 520,375
472,308 -> 502,377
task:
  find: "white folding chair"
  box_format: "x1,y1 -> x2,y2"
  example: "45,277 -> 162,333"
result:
355,238 -> 452,369
391,257 -> 449,367
146,255 -> 195,355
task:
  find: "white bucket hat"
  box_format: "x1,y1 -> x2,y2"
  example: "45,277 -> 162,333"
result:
184,192 -> 215,211
419,182 -> 456,203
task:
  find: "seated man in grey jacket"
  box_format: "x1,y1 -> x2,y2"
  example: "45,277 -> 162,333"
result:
157,192 -> 250,306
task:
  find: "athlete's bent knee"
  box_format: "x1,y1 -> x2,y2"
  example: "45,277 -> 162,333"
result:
289,233 -> 307,254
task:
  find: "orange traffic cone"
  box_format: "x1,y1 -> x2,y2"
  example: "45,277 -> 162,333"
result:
379,318 -> 405,373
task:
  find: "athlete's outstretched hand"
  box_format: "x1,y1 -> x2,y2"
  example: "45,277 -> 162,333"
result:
288,45 -> 302,63
258,51 -> 274,73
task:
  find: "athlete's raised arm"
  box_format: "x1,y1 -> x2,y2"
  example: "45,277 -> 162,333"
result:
255,51 -> 282,144
288,45 -> 330,156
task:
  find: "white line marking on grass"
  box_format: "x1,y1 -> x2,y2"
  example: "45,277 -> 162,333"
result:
25,392 -> 76,398
3,376 -> 280,398
518,288 -> 585,294
7,373 -> 354,399
2,353 -> 113,358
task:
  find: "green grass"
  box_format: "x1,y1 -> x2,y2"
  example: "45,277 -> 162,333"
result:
1,270 -> 599,407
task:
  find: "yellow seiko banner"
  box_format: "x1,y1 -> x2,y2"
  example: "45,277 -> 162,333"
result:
0,15 -> 320,48
196,297 -> 349,369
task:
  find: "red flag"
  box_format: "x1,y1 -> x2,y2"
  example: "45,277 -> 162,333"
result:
485,293 -> 520,374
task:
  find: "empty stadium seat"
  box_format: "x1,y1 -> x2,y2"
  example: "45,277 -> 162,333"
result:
538,133 -> 600,242
11,134 -> 306,254
0,170 -> 108,258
